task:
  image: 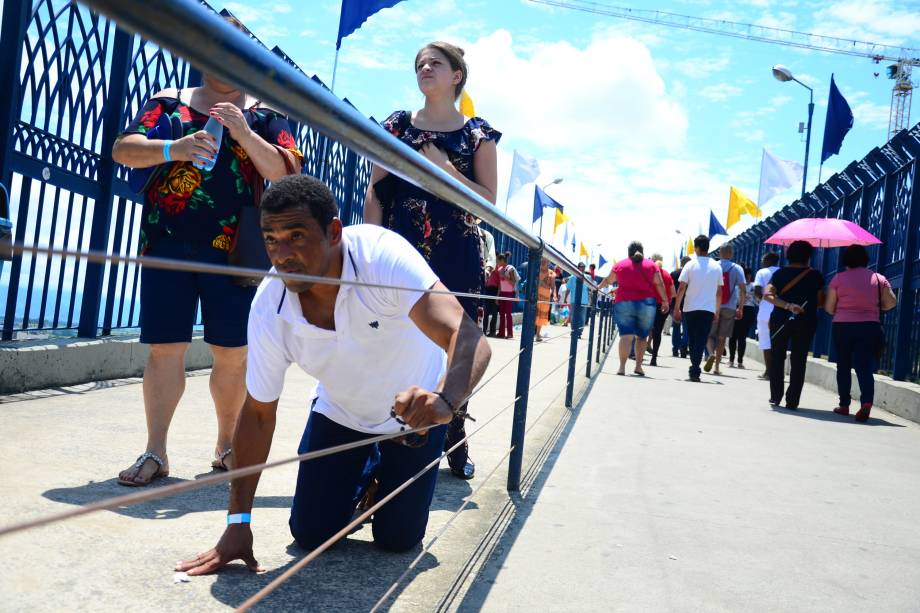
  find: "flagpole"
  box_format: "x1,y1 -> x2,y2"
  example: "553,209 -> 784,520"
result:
330,47 -> 341,93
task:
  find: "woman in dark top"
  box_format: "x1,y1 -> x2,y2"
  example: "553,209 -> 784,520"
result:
764,240 -> 825,409
111,18 -> 302,486
363,41 -> 500,480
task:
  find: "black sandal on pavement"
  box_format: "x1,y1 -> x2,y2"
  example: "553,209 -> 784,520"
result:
118,452 -> 168,487
212,448 -> 232,471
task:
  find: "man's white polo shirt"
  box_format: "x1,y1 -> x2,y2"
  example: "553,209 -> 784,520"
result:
245,224 -> 447,434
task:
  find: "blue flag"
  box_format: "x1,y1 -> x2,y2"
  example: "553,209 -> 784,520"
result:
533,185 -> 563,223
598,254 -> 608,269
336,0 -> 404,49
820,74 -> 854,164
708,210 -> 727,238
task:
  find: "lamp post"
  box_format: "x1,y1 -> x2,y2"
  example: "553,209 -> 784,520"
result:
772,64 -> 814,198
538,177 -> 563,241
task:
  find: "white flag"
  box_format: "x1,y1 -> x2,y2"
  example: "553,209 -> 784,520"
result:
507,150 -> 540,201
758,148 -> 803,207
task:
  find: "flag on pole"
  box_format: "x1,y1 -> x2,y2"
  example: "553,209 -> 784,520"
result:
820,74 -> 854,164
553,208 -> 570,233
579,242 -> 589,258
533,185 -> 563,223
336,0 -> 404,49
508,150 -> 540,202
727,186 -> 762,228
459,90 -> 476,118
562,222 -> 570,247
708,210 -> 728,238
758,148 -> 804,207
571,231 -> 577,252
598,254 -> 608,269
687,236 -> 694,255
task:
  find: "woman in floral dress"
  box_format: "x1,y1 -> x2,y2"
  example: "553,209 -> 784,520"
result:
364,41 -> 500,480
112,32 -> 302,486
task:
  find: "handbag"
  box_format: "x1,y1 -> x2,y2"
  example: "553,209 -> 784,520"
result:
227,143 -> 298,287
875,273 -> 886,360
127,98 -> 184,194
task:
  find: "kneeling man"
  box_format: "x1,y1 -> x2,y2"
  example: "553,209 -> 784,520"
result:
178,175 -> 491,574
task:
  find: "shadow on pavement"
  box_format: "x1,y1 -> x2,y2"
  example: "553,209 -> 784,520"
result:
440,352 -> 609,612
43,478 -> 292,520
209,537 -> 439,610
770,406 -> 906,427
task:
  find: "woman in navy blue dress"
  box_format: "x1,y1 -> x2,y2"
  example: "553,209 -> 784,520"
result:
364,41 -> 500,479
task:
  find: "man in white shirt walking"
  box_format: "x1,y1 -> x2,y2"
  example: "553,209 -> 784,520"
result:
753,251 -> 781,380
177,175 -> 491,574
673,235 -> 724,382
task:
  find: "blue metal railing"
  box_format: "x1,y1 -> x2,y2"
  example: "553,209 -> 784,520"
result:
0,0 -> 609,493
730,123 -> 920,381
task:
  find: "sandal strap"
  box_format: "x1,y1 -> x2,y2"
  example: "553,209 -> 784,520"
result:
135,451 -> 165,469
216,448 -> 232,461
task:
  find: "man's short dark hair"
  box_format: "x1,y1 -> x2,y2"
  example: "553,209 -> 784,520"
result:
260,174 -> 338,233
693,235 -> 709,252
842,244 -> 870,268
763,251 -> 780,267
786,240 -> 813,265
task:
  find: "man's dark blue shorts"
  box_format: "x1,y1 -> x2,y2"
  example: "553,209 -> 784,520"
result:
140,240 -> 256,347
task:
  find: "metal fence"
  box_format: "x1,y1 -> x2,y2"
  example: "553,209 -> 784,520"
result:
730,123 -> 920,382
0,0 -> 531,340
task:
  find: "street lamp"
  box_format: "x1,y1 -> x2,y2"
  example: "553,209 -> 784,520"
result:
772,64 -> 814,198
538,177 -> 564,240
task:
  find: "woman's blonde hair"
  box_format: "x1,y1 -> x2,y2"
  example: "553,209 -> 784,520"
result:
415,41 -> 468,99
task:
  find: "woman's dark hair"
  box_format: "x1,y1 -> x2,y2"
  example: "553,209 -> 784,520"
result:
786,240 -> 813,265
744,266 -> 753,281
842,244 -> 870,268
261,175 -> 337,234
496,252 -> 507,263
416,42 -> 468,99
627,241 -> 644,263
763,251 -> 780,267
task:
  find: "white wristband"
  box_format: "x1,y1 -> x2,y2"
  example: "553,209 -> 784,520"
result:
227,513 -> 251,525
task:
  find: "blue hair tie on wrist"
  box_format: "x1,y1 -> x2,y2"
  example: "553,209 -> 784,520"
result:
163,140 -> 173,163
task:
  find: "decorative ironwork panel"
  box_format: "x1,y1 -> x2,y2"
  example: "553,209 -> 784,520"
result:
296,123 -> 325,179
323,140 -> 350,212
886,162 -> 914,265
864,179 -> 885,266
843,187 -> 863,223
879,288 -> 899,374
349,156 -> 372,225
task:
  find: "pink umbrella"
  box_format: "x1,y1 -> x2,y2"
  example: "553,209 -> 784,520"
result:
764,218 -> 882,248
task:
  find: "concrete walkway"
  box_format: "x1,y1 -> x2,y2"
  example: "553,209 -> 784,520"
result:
464,352 -> 920,612
4,332 -> 920,611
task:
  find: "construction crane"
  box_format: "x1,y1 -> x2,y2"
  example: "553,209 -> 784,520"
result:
528,0 -> 920,140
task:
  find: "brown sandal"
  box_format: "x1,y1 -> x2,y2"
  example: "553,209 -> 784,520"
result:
211,448 -> 232,471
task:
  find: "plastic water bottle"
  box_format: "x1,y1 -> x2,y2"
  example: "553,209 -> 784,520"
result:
193,116 -> 223,171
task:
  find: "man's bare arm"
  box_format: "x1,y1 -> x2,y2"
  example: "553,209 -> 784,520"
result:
395,282 -> 492,428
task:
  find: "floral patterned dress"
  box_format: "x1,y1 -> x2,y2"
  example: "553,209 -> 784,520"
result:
374,110 -> 501,317
123,95 -> 303,256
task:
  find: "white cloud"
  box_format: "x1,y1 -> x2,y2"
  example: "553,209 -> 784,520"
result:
811,0 -> 920,46
698,83 -> 744,101
464,28 -> 688,152
770,94 -> 793,106
665,55 -> 732,79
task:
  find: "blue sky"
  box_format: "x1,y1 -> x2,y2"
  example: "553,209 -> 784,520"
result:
12,0 -> 920,272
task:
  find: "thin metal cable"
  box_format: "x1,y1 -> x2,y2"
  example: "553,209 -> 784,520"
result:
235,395 -> 521,612
467,347 -> 525,400
10,242 -> 526,304
0,426 -> 431,539
369,375 -> 572,612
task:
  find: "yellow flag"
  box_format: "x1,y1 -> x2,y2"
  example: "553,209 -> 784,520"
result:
686,236 -> 694,255
553,208 -> 569,233
460,90 -> 476,118
727,186 -> 762,228
579,241 -> 589,258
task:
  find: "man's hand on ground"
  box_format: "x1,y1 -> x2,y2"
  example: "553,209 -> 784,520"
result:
393,386 -> 454,429
175,525 -> 263,576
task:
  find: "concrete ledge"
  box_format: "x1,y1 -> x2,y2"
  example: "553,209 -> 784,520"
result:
0,335 -> 212,394
744,339 -> 920,425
